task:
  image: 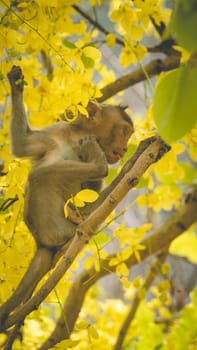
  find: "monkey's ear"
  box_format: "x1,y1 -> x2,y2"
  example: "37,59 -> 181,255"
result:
86,101 -> 100,118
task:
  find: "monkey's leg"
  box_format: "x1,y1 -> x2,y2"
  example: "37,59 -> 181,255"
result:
52,240 -> 72,267
0,248 -> 53,326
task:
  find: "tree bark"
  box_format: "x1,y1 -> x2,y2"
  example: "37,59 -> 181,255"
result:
99,55 -> 180,101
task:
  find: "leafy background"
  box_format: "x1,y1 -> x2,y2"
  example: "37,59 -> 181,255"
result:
0,0 -> 197,349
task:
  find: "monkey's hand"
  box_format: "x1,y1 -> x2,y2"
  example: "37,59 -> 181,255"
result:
78,136 -> 108,177
7,65 -> 26,93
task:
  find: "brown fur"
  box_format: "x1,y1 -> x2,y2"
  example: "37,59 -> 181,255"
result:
0,66 -> 133,326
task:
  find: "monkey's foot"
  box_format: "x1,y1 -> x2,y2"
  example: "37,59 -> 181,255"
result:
67,206 -> 85,225
7,65 -> 25,92
78,135 -> 97,154
78,136 -> 108,173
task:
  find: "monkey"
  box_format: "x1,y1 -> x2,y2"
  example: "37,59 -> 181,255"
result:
0,66 -> 134,326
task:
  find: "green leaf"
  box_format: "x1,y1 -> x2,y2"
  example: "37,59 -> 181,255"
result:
179,162 -> 196,184
62,38 -> 76,49
90,232 -> 110,245
172,0 -> 197,52
153,65 -> 197,142
136,176 -> 149,188
105,167 -> 117,185
169,232 -> 197,264
81,53 -> 95,69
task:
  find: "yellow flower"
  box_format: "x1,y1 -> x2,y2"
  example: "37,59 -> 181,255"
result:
106,33 -> 116,48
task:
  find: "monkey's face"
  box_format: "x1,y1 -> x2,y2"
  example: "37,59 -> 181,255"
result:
98,122 -> 134,164
74,105 -> 134,164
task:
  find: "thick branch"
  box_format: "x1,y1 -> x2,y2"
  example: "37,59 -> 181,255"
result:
39,186 -> 197,350
99,55 -> 180,102
3,136 -> 169,330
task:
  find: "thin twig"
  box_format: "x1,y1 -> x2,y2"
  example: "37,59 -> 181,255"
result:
0,196 -> 18,211
113,251 -> 168,350
4,322 -> 23,350
73,5 -> 124,46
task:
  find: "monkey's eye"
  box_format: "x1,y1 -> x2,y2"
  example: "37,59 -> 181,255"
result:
123,126 -> 133,139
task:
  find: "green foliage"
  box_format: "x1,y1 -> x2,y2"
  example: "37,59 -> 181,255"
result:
153,0 -> 197,142
169,231 -> 197,264
171,0 -> 197,52
153,65 -> 197,142
90,232 -> 110,245
167,288 -> 197,350
132,305 -> 164,350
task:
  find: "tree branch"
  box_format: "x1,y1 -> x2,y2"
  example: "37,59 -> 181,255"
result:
73,5 -> 124,46
39,185 -> 197,350
73,5 -> 176,55
2,136 -> 169,330
99,55 -> 180,102
150,17 -> 166,36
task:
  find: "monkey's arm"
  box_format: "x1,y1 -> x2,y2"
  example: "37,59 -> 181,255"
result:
8,66 -> 32,157
8,66 -> 56,159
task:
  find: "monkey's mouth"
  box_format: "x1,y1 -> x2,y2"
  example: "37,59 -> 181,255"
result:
113,151 -> 123,160
106,151 -> 123,163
